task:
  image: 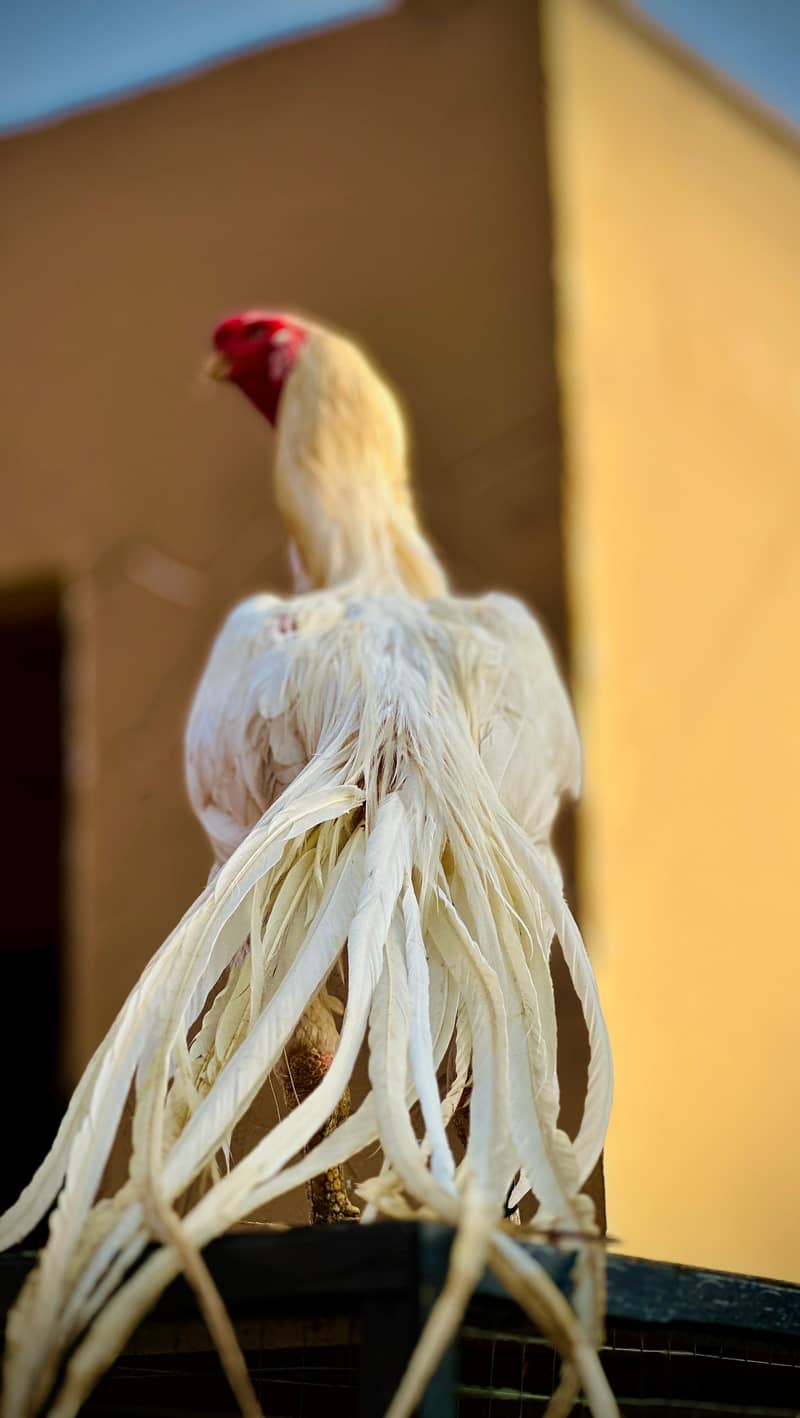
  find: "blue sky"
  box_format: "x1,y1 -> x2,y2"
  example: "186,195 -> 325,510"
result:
0,0 -> 391,134
1,1 -> 797,137
639,0 -> 800,128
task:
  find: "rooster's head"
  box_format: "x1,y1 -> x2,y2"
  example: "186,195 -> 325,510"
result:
207,311 -> 307,426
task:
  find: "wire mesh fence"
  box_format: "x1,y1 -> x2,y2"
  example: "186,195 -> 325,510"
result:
458,1318 -> 800,1415
78,1316 -> 800,1416
3,1225 -> 799,1416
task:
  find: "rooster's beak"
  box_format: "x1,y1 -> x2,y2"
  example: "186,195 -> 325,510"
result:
205,353 -> 233,381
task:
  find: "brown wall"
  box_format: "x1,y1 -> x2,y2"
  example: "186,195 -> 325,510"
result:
1,0 -> 567,1087
545,0 -> 800,1280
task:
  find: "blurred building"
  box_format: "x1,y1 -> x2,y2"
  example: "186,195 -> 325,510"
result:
1,0 -> 798,1281
0,0 -> 576,1209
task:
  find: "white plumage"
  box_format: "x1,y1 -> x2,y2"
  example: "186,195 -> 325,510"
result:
0,316 -> 615,1417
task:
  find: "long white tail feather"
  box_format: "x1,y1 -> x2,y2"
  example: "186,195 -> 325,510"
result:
402,884 -> 456,1189
513,833 -> 613,1188
427,948 -> 459,1075
428,888 -> 522,1203
485,883 -> 582,1218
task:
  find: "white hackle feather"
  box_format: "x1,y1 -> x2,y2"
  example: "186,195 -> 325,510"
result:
1,317 -> 615,1417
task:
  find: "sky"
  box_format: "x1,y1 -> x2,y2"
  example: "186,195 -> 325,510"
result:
1,1 -> 797,137
639,0 -> 800,129
0,0 -> 392,134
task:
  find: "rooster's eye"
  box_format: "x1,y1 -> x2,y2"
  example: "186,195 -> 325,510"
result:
245,322 -> 266,341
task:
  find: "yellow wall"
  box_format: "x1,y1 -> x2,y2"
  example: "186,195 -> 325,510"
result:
545,0 -> 800,1280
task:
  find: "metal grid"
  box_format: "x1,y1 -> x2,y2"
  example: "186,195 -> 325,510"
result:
77,1317 -> 800,1417
87,1317 -> 362,1417
457,1320 -> 800,1415
79,1310 -> 800,1416
3,1226 -> 800,1416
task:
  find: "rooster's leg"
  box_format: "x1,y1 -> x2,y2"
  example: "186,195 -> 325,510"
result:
281,994 -> 360,1224
452,1087 -> 471,1152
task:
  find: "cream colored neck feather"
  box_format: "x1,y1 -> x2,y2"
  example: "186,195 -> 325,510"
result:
274,328 -> 447,598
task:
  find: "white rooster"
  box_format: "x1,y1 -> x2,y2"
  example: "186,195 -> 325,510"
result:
0,313 -> 615,1417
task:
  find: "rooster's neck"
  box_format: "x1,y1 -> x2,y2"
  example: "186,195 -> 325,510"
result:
286,490 -> 447,599
273,337 -> 447,598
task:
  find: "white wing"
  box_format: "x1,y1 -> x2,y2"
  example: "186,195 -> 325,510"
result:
432,591 -> 581,845
185,594 -> 312,863
187,588 -> 578,864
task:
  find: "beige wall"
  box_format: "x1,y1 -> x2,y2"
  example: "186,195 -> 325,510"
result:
2,1 -> 575,1101
545,0 -> 800,1279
